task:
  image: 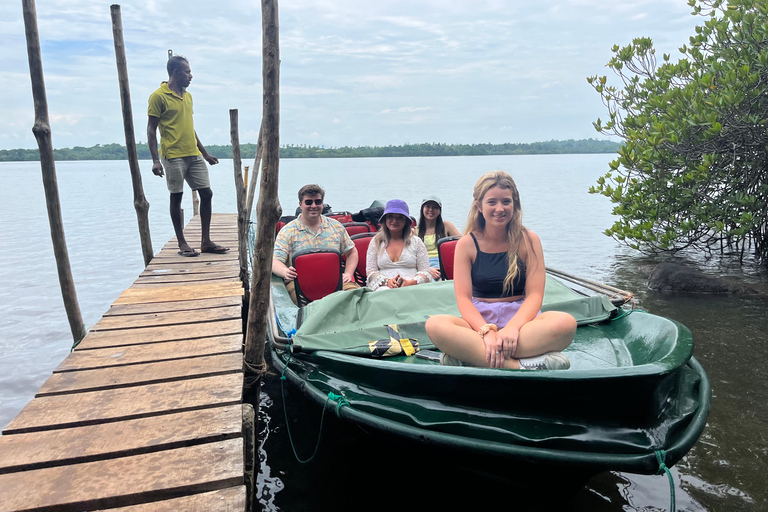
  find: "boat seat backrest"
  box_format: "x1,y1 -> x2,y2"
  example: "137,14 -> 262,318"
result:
291,248 -> 343,306
329,212 -> 353,224
350,232 -> 376,286
343,222 -> 372,237
437,235 -> 462,280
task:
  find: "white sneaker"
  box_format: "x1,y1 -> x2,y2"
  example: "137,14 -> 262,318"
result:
517,351 -> 570,370
440,353 -> 470,366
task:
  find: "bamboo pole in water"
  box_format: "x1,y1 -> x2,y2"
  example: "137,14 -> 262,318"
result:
230,109 -> 249,292
245,118 -> 265,222
22,0 -> 86,344
110,4 -> 153,267
244,0 -> 281,390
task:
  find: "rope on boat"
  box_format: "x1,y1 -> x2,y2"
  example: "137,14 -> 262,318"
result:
279,350 -> 350,463
328,392 -> 350,415
655,450 -> 676,512
608,308 -> 648,322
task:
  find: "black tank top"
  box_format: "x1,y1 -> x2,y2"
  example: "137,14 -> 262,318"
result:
470,233 -> 526,298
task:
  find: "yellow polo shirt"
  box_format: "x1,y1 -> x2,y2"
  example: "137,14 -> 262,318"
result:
147,82 -> 201,159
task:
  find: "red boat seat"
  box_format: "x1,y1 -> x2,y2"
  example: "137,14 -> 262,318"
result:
343,222 -> 372,237
437,235 -> 461,280
291,248 -> 343,306
276,220 -> 286,234
350,232 -> 376,286
328,212 -> 353,224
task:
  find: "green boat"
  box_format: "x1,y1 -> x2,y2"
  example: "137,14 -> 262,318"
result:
267,270 -> 710,486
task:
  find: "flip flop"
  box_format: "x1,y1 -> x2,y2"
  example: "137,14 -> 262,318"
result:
178,248 -> 200,257
201,244 -> 230,254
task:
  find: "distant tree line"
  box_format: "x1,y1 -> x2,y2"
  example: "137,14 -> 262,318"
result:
0,138 -> 620,162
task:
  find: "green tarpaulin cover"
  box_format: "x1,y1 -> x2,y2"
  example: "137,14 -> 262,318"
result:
278,276 -> 615,356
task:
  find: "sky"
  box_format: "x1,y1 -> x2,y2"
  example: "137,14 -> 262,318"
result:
1,0 -> 703,151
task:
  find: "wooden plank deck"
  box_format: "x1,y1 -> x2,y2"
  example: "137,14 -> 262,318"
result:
0,214 -> 249,511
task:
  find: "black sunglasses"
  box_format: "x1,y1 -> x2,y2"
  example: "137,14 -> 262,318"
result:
303,199 -> 323,206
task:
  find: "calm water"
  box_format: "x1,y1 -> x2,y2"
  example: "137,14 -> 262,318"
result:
0,155 -> 765,511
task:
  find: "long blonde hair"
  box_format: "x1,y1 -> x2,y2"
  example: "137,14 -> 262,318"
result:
465,171 -> 528,294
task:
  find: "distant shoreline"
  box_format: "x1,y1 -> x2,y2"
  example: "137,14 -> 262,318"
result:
0,138 -> 620,162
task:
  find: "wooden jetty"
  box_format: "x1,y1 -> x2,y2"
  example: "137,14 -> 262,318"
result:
0,213 -> 252,512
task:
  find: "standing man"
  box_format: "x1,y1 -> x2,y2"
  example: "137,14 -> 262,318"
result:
147,54 -> 229,257
273,184 -> 360,305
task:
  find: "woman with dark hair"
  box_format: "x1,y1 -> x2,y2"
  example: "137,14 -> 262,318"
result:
416,196 -> 461,280
425,171 -> 576,370
366,200 -> 432,291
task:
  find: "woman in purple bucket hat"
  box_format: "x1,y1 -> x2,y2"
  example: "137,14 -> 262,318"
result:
365,199 -> 433,291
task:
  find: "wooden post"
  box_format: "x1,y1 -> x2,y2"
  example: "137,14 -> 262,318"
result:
192,189 -> 200,217
22,0 -> 86,344
110,4 -> 153,267
245,118 -> 265,222
244,0 -> 281,393
230,109 -> 249,292
244,166 -> 249,195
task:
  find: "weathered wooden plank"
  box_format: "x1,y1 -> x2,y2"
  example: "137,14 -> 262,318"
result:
132,277 -> 242,289
151,253 -> 240,264
3,373 -> 242,434
75,319 -> 242,349
0,406 -> 241,474
105,487 -> 246,512
38,353 -> 243,395
104,296 -> 242,316
0,439 -> 243,512
144,262 -> 239,274
92,306 -> 242,331
140,266 -> 241,277
113,283 -> 243,305
135,271 -> 240,284
58,335 -> 242,371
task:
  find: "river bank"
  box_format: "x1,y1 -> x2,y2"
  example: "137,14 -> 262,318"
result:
1,155 -> 765,510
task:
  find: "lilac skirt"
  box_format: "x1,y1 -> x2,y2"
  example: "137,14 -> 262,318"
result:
472,297 -> 540,327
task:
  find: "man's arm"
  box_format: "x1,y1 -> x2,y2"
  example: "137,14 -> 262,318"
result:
195,131 -> 218,166
272,258 -> 297,281
342,247 -> 358,283
147,116 -> 163,177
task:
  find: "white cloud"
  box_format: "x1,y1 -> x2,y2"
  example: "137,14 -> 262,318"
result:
0,0 -> 702,149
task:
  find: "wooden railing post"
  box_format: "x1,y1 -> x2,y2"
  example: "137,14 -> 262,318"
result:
230,109 -> 249,292
192,190 -> 200,217
22,0 -> 86,344
110,4 -> 153,267
245,118 -> 265,222
244,0 -> 281,387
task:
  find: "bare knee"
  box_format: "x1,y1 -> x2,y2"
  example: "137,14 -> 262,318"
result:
425,315 -> 447,337
551,312 -> 577,344
197,187 -> 213,201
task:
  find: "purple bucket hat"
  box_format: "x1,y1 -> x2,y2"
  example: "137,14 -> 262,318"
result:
379,199 -> 410,222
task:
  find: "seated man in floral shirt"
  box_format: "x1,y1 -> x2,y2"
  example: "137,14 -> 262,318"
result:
272,184 -> 360,304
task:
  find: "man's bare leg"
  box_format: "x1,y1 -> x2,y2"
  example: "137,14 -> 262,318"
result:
171,192 -> 196,255
198,187 -> 228,253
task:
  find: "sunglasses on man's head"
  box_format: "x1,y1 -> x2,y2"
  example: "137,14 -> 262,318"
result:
303,199 -> 323,206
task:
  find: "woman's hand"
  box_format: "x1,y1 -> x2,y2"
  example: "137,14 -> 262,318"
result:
482,330 -> 505,368
497,325 -> 519,359
429,267 -> 441,280
400,278 -> 418,287
386,275 -> 402,288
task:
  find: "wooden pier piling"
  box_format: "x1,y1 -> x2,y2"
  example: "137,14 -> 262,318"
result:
0,214 -> 251,511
